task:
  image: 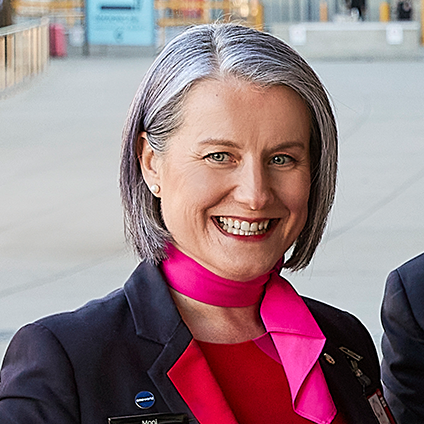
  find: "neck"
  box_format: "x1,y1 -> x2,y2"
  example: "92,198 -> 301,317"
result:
169,287 -> 266,343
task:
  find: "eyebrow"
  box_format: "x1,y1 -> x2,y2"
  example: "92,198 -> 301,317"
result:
197,138 -> 239,149
197,138 -> 308,151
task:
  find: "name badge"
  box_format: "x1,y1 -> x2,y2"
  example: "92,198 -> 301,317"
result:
108,412 -> 190,424
368,389 -> 397,424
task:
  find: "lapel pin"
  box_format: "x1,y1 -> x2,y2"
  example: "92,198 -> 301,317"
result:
135,391 -> 155,409
323,353 -> 336,365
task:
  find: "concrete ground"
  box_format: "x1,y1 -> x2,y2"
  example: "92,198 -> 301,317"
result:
1,53 -> 424,362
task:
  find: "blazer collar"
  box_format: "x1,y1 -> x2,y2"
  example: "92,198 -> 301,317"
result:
124,261 -> 183,344
124,262 -> 197,417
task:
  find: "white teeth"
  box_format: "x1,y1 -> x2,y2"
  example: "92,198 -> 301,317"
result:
240,221 -> 250,231
217,217 -> 271,236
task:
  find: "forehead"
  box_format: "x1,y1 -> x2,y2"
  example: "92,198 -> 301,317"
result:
185,77 -> 305,107
173,78 -> 311,145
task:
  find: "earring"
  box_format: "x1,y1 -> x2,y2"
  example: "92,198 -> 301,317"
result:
150,184 -> 160,195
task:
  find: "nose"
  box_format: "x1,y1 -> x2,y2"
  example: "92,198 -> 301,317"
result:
233,158 -> 274,210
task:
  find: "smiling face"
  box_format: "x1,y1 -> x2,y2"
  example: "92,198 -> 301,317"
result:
140,78 -> 311,281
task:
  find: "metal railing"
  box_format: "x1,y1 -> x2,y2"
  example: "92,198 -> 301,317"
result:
0,18 -> 49,93
12,0 -> 84,28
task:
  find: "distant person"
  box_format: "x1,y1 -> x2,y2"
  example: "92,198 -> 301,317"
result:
0,0 -> 13,28
347,0 -> 366,20
381,252 -> 424,423
0,23 -> 391,424
396,1 -> 412,20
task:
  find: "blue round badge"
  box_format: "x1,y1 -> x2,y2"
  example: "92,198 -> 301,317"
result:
135,391 -> 155,409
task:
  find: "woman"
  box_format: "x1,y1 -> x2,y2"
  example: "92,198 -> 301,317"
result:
0,24 -> 387,424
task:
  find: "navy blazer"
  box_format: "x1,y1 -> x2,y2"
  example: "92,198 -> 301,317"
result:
0,262 -> 383,423
381,252 -> 424,423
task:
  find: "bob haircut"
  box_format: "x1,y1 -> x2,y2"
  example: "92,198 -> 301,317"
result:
120,23 -> 337,271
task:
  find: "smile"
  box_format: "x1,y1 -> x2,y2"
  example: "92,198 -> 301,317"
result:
217,217 -> 271,236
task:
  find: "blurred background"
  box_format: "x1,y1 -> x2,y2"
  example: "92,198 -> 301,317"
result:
1,0 -> 424,362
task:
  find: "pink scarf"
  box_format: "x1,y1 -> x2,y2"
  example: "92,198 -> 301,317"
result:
161,244 -> 337,424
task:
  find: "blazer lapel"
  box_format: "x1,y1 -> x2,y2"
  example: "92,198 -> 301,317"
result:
319,341 -> 379,424
124,263 -> 195,417
147,321 -> 196,417
168,340 -> 238,424
124,262 -> 236,424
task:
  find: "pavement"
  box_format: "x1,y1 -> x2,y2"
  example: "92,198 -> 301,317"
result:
1,53 -> 424,362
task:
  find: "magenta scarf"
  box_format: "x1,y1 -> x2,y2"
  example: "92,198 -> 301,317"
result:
161,244 -> 337,424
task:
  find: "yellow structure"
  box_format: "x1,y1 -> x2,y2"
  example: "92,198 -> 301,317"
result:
155,0 -> 264,47
12,0 -> 84,28
422,0 -> 424,44
379,1 -> 390,22
319,1 -> 328,22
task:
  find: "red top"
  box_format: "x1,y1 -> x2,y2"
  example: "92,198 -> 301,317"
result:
197,339 -> 347,424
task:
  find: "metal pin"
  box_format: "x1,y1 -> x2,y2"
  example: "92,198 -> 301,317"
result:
339,346 -> 363,362
323,353 -> 336,365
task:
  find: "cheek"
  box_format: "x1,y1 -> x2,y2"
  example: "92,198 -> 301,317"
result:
283,173 -> 311,210
159,186 -> 209,234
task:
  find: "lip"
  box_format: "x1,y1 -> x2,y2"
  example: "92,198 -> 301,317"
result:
212,216 -> 278,239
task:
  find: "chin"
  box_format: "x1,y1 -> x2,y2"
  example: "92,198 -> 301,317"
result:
217,260 -> 278,282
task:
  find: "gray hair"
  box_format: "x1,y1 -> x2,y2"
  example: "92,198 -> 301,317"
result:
120,23 -> 337,271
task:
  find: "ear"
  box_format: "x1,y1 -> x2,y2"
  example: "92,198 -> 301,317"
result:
137,132 -> 162,196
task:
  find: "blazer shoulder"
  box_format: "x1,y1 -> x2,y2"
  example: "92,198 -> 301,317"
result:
384,252 -> 424,328
390,252 -> 424,294
303,297 -> 369,338
303,297 -> 378,363
35,286 -> 130,348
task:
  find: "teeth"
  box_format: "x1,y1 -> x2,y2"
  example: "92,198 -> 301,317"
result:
217,217 -> 271,236
240,221 -> 250,231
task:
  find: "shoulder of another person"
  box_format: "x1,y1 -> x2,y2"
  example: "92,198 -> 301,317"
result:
393,252 -> 424,291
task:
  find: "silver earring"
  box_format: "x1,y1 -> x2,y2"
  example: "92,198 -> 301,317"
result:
150,184 -> 160,195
